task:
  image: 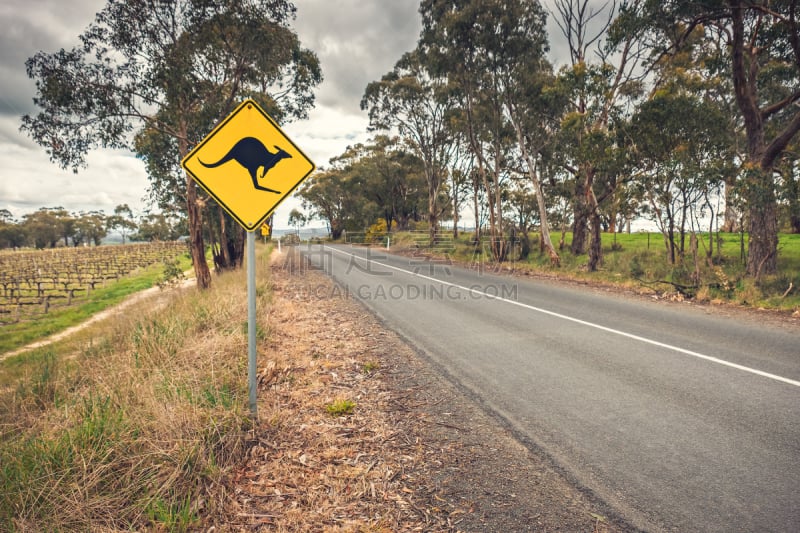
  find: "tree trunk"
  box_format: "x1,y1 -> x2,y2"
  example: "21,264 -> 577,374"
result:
745,172 -> 779,278
571,178 -> 589,255
587,210 -> 603,271
791,214 -> 800,234
512,117 -> 559,266
452,187 -> 459,239
428,183 -> 438,245
185,177 -> 212,289
219,207 -> 233,269
472,177 -> 481,241
729,0 -> 782,276
584,169 -> 603,270
721,177 -> 739,233
179,128 -> 212,289
491,160 -> 507,262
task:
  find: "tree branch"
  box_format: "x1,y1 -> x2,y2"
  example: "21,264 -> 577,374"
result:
762,110 -> 800,168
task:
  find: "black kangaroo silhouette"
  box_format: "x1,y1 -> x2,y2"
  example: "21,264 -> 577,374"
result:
199,137 -> 291,193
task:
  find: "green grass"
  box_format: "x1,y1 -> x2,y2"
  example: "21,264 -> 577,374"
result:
0,253 -> 193,354
326,398 -> 356,416
0,245 -> 271,531
395,230 -> 800,311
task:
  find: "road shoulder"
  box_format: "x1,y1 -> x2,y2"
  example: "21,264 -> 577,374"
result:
224,248 -> 634,531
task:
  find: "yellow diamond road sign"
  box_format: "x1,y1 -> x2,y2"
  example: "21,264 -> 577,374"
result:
181,99 -> 315,231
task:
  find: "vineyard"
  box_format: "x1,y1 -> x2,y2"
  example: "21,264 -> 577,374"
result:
0,242 -> 187,324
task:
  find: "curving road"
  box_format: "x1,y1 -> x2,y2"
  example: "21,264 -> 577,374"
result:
301,243 -> 800,532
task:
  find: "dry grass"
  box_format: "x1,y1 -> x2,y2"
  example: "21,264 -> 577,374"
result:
1,244 -> 628,532
0,245 -> 450,531
0,251 -> 260,530
213,250 -> 451,531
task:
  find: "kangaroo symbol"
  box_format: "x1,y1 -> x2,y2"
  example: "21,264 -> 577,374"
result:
199,137 -> 291,194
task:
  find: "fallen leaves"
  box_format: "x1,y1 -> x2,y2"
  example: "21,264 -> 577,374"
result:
210,251 -> 453,532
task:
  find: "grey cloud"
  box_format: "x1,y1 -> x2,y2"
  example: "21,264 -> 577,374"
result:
294,0 -> 421,112
0,0 -> 105,117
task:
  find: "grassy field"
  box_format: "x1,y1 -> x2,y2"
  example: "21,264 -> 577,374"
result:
392,230 -> 800,312
0,246 -> 271,531
0,253 -> 193,354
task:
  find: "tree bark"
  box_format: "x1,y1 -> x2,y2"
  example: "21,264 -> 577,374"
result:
219,206 -> 232,269
721,178 -> 739,233
744,168 -> 779,277
472,175 -> 481,241
428,186 -> 438,245
571,178 -> 589,255
452,182 -> 460,239
178,126 -> 212,289
512,117 -> 559,266
728,0 -> 779,276
588,210 -> 603,271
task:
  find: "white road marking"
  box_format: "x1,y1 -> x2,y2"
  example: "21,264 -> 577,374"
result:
326,246 -> 800,388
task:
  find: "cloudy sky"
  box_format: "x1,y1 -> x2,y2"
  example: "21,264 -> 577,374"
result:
0,0 -> 574,229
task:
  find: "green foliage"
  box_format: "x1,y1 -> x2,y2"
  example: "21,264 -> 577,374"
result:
146,493 -> 198,531
300,137 -> 427,238
22,0 -> 322,287
326,399 -> 356,417
288,208 -> 307,231
242,321 -> 269,343
157,256 -> 188,289
12,351 -> 61,409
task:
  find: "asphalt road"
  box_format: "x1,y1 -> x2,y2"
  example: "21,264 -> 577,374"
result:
301,243 -> 800,532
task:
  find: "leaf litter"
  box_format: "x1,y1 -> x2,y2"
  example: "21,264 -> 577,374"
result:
210,248 -> 631,532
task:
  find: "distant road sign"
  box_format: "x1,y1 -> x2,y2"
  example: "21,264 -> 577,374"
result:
181,99 -> 315,231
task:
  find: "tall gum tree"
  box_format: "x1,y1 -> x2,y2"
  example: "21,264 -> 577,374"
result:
362,51 -> 456,245
550,0 -> 647,271
21,0 -> 321,288
420,0 -> 551,262
498,16 -> 562,266
628,0 -> 800,277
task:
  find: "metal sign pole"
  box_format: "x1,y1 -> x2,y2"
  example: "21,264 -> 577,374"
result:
247,230 -> 257,420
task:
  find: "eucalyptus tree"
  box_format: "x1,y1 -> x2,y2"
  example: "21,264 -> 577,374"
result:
288,208 -> 307,234
21,208 -> 63,248
337,136 -> 424,231
362,50 -> 456,244
298,169 -> 351,240
73,211 -> 108,246
625,0 -> 800,277
134,213 -> 180,242
504,50 -> 563,266
107,204 -> 137,244
0,220 -> 27,249
630,92 -> 731,264
549,0 -> 647,271
21,0 -> 321,288
299,152 -> 380,240
420,0 -> 551,262
448,139 -> 475,239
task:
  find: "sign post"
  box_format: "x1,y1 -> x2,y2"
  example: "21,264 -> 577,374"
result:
247,231 -> 257,417
181,99 -> 315,421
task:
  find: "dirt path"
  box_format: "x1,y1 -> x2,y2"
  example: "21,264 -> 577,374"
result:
1,276 -> 196,363
3,251 -> 633,530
